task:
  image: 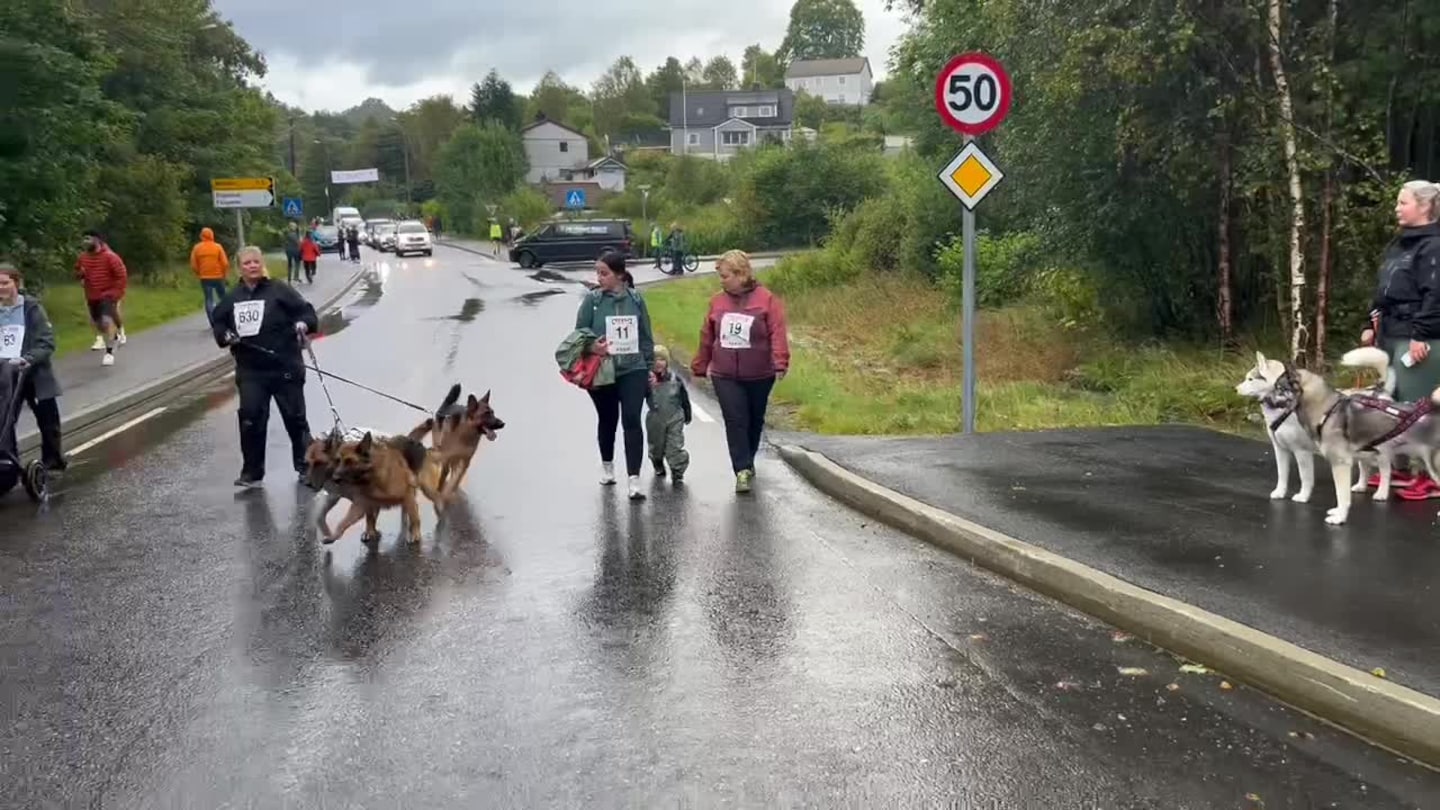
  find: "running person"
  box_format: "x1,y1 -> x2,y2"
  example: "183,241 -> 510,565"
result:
75,229 -> 127,366
299,230 -> 320,284
691,250 -> 790,493
575,250 -> 655,500
211,246 -> 319,489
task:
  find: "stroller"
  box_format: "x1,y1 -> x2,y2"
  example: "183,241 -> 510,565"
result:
0,362 -> 49,503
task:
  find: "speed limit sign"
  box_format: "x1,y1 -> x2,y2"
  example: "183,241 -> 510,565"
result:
934,53 -> 1012,136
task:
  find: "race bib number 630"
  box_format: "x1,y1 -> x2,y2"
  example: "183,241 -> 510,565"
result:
234,300 -> 265,338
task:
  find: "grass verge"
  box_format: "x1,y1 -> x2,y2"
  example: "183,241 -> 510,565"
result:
644,270 -> 1279,436
33,257 -> 288,358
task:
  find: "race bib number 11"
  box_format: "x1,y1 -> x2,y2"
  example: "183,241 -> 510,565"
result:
234,300 -> 265,338
606,315 -> 639,355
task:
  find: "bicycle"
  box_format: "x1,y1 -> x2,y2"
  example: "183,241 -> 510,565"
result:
660,251 -> 700,276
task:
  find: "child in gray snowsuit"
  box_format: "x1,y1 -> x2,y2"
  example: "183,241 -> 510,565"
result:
646,344 -> 691,482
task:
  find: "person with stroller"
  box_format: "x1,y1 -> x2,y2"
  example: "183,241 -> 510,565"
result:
0,263 -> 66,472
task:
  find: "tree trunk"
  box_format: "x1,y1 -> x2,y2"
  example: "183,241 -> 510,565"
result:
1268,0 -> 1308,365
1316,173 -> 1334,368
1217,141 -> 1235,347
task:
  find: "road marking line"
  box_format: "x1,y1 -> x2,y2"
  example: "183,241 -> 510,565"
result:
692,402 -> 716,423
69,406 -> 167,455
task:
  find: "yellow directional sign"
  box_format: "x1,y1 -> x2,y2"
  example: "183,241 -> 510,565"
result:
211,177 -> 274,192
937,142 -> 1004,211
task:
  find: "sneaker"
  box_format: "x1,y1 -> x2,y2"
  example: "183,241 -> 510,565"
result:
1397,475 -> 1440,501
652,461 -> 667,478
117,330 -> 127,346
43,457 -> 68,473
735,469 -> 754,494
672,471 -> 684,485
233,475 -> 262,489
101,352 -> 115,367
600,461 -> 617,485
1368,472 -> 1415,489
90,335 -> 105,351
627,475 -> 646,500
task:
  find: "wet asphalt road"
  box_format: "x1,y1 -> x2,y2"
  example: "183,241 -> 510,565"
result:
3,249 -> 1439,807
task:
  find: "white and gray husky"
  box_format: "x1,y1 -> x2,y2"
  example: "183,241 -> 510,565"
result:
1235,347 -> 1404,522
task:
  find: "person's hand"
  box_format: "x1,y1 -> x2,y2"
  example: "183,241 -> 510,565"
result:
7,357 -> 28,368
1411,339 -> 1430,364
592,338 -> 611,357
1361,328 -> 1375,347
222,331 -> 239,346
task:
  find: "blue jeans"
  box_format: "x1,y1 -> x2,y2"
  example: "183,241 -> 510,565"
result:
201,279 -> 227,321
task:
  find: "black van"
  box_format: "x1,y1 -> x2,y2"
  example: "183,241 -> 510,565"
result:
508,219 -> 634,268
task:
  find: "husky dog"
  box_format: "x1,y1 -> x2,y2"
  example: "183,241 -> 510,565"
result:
1236,348 -> 1398,510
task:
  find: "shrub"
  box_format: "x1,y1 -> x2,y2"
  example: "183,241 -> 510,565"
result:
497,187 -> 552,230
683,203 -> 754,255
937,229 -> 1042,309
731,140 -> 888,249
767,247 -> 862,295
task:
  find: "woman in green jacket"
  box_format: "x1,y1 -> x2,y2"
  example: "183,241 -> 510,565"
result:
574,250 -> 655,500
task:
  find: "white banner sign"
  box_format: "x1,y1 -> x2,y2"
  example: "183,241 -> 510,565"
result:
330,168 -> 379,184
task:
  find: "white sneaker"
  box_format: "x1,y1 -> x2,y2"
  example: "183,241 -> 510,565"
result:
627,476 -> 645,500
101,352 -> 115,367
91,335 -> 105,351
600,461 -> 616,485
117,330 -> 127,346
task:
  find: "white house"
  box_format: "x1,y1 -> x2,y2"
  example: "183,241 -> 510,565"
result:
784,57 -> 874,106
560,156 -> 628,192
520,118 -> 590,184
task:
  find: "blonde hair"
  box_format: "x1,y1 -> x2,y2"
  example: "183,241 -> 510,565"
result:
716,249 -> 754,282
1401,180 -> 1440,222
236,245 -> 267,275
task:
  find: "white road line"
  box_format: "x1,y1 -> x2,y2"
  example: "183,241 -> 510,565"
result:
69,406 -> 167,456
691,402 -> 716,423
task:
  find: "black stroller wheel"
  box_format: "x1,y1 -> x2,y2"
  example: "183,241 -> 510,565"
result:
21,460 -> 48,503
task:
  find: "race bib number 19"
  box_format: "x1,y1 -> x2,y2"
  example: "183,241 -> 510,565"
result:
0,324 -> 23,360
606,315 -> 639,355
719,312 -> 755,349
234,300 -> 265,338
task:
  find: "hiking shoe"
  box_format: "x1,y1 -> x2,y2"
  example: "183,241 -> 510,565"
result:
1369,472 -> 1415,489
735,469 -> 754,494
600,461 -> 617,486
43,457 -> 68,473
1397,475 -> 1440,501
233,475 -> 262,489
101,352 -> 115,367
90,335 -> 105,351
653,461 -> 667,478
672,471 -> 684,485
627,476 -> 646,500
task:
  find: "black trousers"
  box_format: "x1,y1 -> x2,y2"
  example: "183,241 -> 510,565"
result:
20,377 -> 63,466
587,370 -> 647,476
712,376 -> 776,474
236,368 -> 311,480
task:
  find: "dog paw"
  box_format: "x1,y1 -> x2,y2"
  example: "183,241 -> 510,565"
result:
1351,481 -> 1369,493
320,534 -> 337,545
1374,489 -> 1391,502
1324,509 -> 1348,525
1291,491 -> 1312,503
1269,488 -> 1287,500
361,530 -> 381,544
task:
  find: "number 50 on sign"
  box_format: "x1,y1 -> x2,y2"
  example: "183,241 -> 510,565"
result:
934,53 -> 1012,136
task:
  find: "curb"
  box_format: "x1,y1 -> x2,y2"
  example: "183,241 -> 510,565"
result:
19,269 -> 368,459
436,239 -> 799,265
778,444 -> 1440,769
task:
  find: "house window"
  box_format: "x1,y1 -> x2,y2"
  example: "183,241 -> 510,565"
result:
722,130 -> 751,146
756,105 -> 776,117
838,76 -> 847,85
559,141 -> 569,153
687,132 -> 700,146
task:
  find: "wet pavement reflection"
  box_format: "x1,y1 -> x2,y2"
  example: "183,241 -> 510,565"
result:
2,249 -> 1439,807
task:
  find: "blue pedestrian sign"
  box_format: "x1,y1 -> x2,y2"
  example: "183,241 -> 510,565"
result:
565,189 -> 586,210
282,197 -> 303,218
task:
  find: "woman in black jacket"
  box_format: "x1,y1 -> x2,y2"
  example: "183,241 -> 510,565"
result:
0,263 -> 66,471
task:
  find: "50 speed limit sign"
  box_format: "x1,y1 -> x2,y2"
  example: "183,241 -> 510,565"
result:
934,53 -> 1012,136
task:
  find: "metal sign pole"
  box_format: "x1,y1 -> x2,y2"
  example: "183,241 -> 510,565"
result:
961,136 -> 977,435
236,210 -> 245,253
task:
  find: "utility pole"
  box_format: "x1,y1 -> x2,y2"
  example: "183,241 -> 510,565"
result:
288,117 -> 298,177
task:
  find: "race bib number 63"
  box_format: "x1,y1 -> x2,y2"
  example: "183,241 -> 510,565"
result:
0,324 -> 23,360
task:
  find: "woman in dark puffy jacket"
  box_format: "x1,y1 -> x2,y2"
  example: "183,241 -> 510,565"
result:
1360,179 -> 1440,498
691,250 -> 790,494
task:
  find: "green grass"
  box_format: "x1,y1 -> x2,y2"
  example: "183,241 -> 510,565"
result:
643,270 -> 1277,436
36,256 -> 288,358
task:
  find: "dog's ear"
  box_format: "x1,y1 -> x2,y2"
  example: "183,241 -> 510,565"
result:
325,430 -> 342,451
358,432 -> 373,454
480,390 -> 491,404
466,393 -> 480,413
1254,351 -> 1267,370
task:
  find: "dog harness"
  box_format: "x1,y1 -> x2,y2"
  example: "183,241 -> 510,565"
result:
1350,395 -> 1434,452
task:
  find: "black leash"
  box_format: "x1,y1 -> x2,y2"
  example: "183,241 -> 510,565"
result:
230,338 -> 432,415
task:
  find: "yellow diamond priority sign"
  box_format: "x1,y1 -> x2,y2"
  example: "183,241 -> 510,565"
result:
938,141 -> 1003,210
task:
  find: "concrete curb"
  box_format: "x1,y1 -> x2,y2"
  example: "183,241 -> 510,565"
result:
778,443 -> 1440,769
19,269 -> 368,459
436,239 -> 799,265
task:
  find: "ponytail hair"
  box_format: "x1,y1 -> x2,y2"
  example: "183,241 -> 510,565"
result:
1402,179 -> 1440,222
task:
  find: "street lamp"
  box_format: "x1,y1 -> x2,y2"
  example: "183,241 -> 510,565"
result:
638,184 -> 651,223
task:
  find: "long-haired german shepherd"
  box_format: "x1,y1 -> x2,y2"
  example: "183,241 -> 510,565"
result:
423,383 -> 505,497
304,421 -> 449,544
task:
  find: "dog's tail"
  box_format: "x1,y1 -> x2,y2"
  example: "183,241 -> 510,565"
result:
1341,346 -> 1396,395
407,417 -> 435,442
437,383 -> 461,414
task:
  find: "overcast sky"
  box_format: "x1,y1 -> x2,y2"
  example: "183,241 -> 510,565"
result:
212,0 -> 913,113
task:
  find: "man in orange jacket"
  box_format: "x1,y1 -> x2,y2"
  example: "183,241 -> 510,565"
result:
190,227 -> 230,323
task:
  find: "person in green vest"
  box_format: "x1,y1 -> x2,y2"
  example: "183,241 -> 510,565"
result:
489,220 -> 504,256
650,224 -> 663,268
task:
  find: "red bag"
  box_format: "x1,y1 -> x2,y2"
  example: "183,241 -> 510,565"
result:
561,354 -> 603,389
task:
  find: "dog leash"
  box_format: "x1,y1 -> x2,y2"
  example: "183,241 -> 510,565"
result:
304,339 -> 345,433
231,339 -> 432,416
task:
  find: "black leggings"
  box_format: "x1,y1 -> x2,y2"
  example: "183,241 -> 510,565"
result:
588,370 -> 647,476
712,376 -> 776,474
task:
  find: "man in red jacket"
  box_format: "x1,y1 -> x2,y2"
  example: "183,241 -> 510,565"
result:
75,229 -> 127,367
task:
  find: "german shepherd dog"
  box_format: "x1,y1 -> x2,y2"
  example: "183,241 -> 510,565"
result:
303,422 -> 449,544
424,384 -> 505,497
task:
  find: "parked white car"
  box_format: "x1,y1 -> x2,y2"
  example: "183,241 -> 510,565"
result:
393,220 -> 432,256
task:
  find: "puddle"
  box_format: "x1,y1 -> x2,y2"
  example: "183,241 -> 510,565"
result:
515,289 -> 565,306
528,270 -> 583,285
425,298 -> 486,322
462,273 -> 486,288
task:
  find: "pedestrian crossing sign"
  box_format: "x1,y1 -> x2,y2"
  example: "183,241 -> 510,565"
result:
282,198 -> 303,218
565,189 -> 586,209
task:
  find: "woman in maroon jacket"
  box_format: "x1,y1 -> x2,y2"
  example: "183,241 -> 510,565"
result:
691,250 -> 790,493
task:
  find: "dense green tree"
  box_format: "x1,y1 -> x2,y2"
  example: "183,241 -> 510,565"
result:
778,0 -> 865,62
